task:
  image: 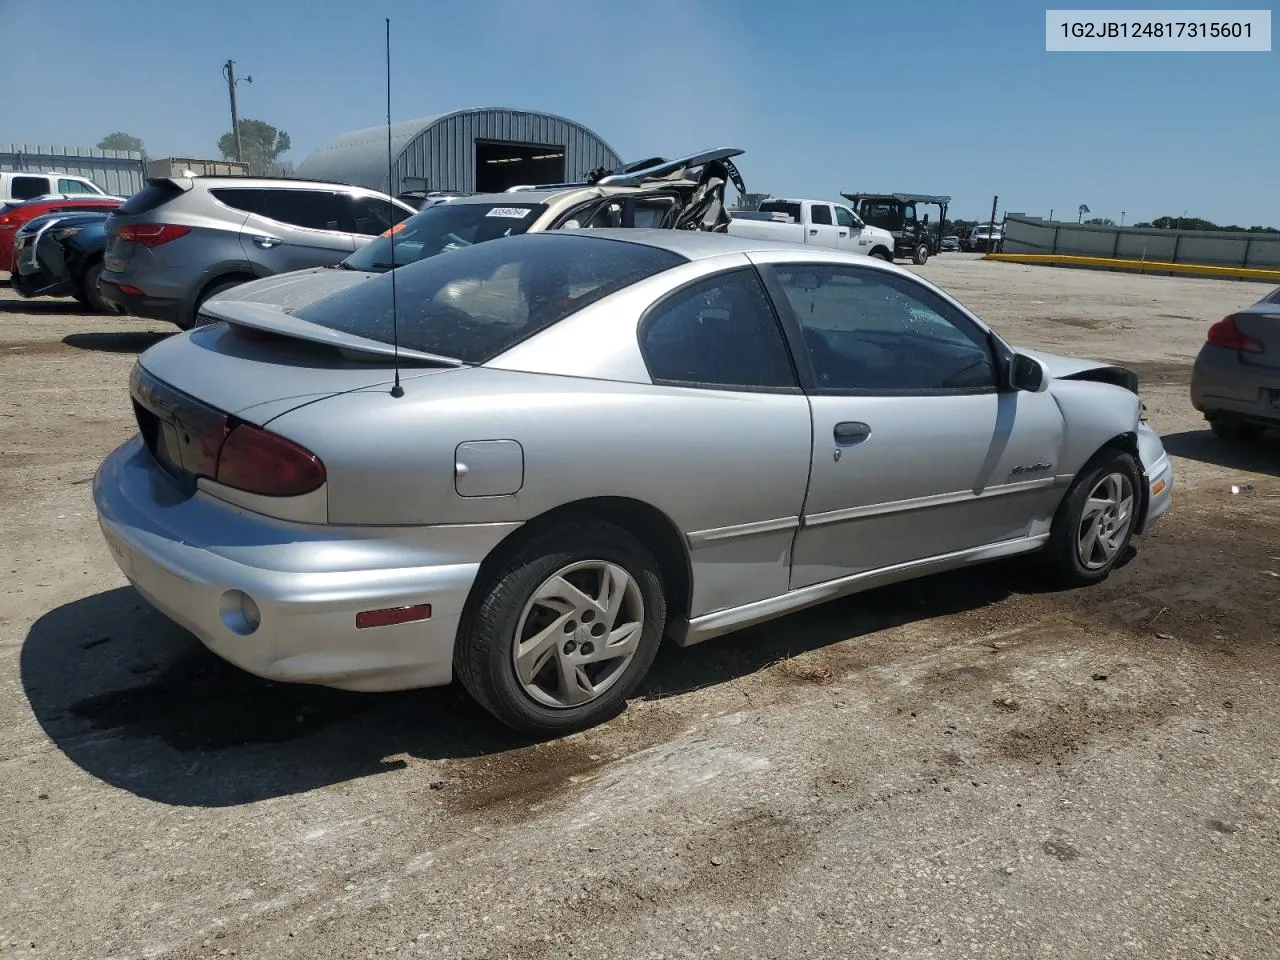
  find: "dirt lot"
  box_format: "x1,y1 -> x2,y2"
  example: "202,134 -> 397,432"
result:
1,256 -> 1278,960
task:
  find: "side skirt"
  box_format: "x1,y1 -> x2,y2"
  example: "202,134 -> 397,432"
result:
674,534 -> 1049,647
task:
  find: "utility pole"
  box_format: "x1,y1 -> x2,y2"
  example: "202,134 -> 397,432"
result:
986,195 -> 998,253
222,59 -> 253,163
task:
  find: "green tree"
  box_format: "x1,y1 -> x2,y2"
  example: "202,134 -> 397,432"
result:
1084,217 -> 1116,226
97,132 -> 144,154
218,119 -> 292,176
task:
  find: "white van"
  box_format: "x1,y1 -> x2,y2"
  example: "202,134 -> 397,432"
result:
0,171 -> 108,205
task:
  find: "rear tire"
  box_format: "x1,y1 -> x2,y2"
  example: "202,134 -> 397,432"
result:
186,277 -> 250,330
1208,417 -> 1264,442
80,260 -> 112,314
1042,449 -> 1142,587
455,520 -> 667,737
912,243 -> 930,265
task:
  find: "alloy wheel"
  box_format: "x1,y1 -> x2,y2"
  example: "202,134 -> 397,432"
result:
512,560 -> 645,709
1077,472 -> 1135,570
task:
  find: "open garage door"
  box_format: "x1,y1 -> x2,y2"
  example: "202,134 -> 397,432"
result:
475,140 -> 566,193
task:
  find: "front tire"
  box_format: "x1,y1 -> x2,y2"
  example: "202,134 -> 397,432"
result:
455,520 -> 667,737
912,243 -> 930,265
1043,449 -> 1142,587
872,248 -> 894,262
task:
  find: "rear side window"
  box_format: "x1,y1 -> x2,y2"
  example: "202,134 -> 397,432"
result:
260,189 -> 344,231
11,176 -> 50,200
810,204 -> 833,226
640,269 -> 796,390
119,180 -> 185,215
632,198 -> 674,228
209,188 -> 265,215
293,233 -> 685,364
348,194 -> 413,236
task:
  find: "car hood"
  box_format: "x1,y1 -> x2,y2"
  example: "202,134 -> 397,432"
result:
204,266 -> 378,312
1019,348 -> 1139,392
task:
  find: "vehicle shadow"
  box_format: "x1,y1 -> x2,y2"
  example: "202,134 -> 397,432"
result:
0,298 -> 97,316
23,559 -> 1069,808
1162,428 -> 1279,477
63,331 -> 170,354
22,588 -> 525,808
642,559 -> 1062,699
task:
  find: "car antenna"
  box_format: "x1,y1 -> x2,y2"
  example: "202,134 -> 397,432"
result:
385,17 -> 404,399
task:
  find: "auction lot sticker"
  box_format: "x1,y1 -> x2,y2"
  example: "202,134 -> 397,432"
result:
1046,9 -> 1271,50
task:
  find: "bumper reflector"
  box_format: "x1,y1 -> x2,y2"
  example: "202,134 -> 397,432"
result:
356,604 -> 432,629
1151,479 -> 1166,495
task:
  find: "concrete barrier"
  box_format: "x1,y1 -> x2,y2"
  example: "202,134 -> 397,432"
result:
1002,214 -> 1280,272
982,252 -> 1280,284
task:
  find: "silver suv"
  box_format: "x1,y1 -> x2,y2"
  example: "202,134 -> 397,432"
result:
100,176 -> 417,328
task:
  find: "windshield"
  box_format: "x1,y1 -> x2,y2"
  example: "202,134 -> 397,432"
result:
343,201 -> 549,273
295,232 -> 686,364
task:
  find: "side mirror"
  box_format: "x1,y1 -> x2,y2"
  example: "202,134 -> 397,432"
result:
1010,353 -> 1050,393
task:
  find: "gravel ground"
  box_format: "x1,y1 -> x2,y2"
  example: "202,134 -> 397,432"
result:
1,255 -> 1278,960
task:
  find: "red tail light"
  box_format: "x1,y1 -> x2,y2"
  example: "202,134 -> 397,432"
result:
215,424 -> 326,497
1206,316 -> 1264,354
117,223 -> 191,247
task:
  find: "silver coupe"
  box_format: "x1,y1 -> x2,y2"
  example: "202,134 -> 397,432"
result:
94,230 -> 1173,735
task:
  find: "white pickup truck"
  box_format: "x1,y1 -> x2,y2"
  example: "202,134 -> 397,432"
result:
727,198 -> 896,261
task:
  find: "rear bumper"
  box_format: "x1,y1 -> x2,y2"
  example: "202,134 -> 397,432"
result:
93,436 -> 520,692
1191,345 -> 1280,428
99,279 -> 188,326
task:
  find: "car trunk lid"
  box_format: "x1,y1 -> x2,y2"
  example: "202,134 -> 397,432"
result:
1234,306 -> 1280,371
131,300 -> 460,492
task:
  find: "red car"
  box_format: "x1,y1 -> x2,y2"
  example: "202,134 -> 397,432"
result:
1,195 -> 123,273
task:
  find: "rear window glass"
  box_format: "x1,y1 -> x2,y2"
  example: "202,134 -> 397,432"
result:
119,181 -> 185,215
758,201 -> 802,223
294,233 -> 686,364
344,201 -> 549,272
11,176 -> 49,200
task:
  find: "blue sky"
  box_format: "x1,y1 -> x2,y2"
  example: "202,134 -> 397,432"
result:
3,0 -> 1276,225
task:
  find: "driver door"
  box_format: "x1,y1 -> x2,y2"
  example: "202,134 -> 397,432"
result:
754,258 -> 1064,590
834,205 -> 869,253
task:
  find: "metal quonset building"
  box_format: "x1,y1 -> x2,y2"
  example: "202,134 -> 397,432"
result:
295,107 -> 623,196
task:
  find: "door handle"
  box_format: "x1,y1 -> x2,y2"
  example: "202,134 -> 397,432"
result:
809,229 -> 818,236
838,231 -> 848,237
251,235 -> 282,248
833,421 -> 871,445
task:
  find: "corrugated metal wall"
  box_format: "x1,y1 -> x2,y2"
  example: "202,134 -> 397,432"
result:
387,110 -> 622,195
0,145 -> 145,197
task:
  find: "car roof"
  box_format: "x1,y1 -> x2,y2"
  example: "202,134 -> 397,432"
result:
547,227 -> 914,269
15,195 -> 122,207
